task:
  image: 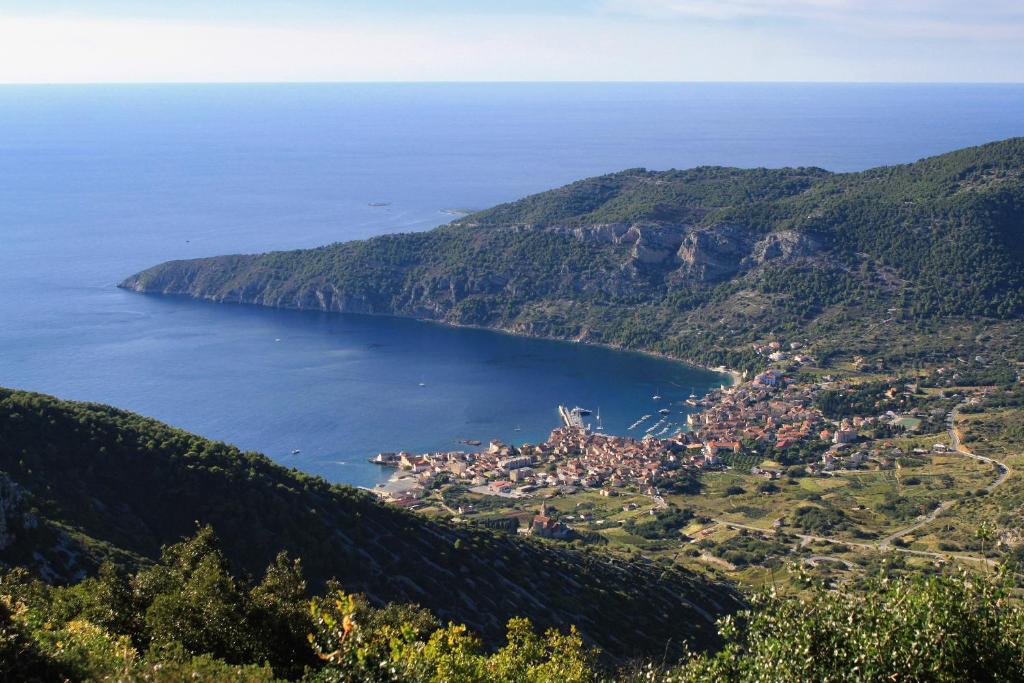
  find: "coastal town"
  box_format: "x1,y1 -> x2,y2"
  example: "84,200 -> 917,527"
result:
369,366 -> 836,507
365,348 -> 1016,584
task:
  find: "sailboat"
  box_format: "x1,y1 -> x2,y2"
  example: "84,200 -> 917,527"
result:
595,407 -> 604,430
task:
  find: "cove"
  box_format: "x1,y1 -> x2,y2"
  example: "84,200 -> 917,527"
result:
113,294 -> 726,487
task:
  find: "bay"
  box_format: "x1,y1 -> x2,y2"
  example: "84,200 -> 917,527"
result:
3,82 -> 1023,486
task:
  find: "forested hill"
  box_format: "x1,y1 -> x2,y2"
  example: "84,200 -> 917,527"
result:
121,139 -> 1024,370
0,387 -> 741,657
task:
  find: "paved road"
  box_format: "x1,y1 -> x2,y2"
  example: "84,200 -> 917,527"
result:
946,403 -> 1012,492
711,401 -> 1012,568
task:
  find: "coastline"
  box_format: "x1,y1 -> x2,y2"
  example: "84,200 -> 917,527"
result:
123,287 -> 742,388
393,315 -> 743,388
122,290 -> 750,500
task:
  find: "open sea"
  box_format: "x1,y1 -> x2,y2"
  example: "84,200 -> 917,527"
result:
2,83 -> 1023,487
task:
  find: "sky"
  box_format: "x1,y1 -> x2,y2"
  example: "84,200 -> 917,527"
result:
0,1 -> 1021,83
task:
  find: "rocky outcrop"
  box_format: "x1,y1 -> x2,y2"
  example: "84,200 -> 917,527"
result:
748,230 -> 824,265
674,224 -> 757,282
629,225 -> 687,265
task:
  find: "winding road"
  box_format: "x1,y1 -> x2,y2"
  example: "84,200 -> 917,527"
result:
711,399 -> 1012,569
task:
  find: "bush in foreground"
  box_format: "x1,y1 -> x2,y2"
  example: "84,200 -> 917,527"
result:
4,528 -> 1024,681
663,568 -> 1024,682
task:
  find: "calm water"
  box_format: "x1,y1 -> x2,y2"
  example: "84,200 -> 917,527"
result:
3,83 -> 1024,486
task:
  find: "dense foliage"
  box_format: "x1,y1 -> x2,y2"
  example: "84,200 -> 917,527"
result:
0,387 -> 741,659
668,569 -> 1024,682
623,506 -> 694,540
0,529 -> 599,682
5,535 -> 1023,682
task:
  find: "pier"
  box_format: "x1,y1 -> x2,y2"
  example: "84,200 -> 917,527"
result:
558,405 -> 590,431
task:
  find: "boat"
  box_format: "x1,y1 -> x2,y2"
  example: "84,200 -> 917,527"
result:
627,414 -> 651,430
291,449 -> 301,455
418,381 -> 426,387
658,408 -> 671,415
652,394 -> 662,400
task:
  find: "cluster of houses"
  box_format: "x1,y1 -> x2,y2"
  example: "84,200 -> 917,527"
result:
373,423 -> 723,504
370,369 -> 834,506
751,339 -> 816,366
687,371 -> 824,451
370,369 -> 963,507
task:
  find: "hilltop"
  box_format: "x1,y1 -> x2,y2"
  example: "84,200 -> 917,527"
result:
0,387 -> 741,659
121,138 -> 1024,372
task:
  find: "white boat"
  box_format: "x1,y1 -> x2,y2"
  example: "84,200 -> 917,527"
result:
291,449 -> 301,455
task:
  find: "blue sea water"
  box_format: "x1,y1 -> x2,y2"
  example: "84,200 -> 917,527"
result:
2,83 -> 1023,487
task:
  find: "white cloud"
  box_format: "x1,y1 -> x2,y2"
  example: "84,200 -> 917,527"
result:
602,0 -> 1024,38
0,8 -> 1020,83
603,0 -> 852,22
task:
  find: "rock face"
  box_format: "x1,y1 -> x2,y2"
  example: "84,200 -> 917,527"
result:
630,225 -> 687,265
675,224 -> 757,282
749,230 -> 824,265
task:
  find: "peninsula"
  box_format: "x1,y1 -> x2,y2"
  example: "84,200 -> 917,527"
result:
121,138 -> 1024,374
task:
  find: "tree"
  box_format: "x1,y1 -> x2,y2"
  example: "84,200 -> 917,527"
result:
671,569 -> 1024,682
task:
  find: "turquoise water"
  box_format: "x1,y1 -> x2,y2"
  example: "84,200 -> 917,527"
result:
3,83 -> 1023,486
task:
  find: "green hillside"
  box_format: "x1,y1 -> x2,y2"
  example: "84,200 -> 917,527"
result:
121,139 -> 1024,372
0,387 -> 741,660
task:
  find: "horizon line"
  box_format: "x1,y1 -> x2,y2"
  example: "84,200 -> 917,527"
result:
2,79 -> 1024,87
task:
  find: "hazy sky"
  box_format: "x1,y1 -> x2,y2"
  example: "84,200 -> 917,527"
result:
1,1 -> 1022,83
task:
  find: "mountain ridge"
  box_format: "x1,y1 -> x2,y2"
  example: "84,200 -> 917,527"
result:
120,138 -> 1024,370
